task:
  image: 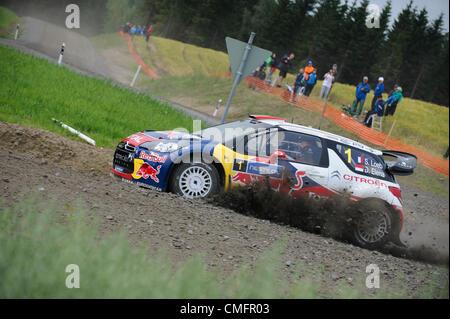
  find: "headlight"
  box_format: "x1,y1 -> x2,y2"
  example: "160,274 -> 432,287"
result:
153,142 -> 181,153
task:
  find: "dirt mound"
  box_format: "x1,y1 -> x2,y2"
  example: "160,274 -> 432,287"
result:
0,121 -> 113,176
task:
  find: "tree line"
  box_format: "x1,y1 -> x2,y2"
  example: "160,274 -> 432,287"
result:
4,0 -> 448,106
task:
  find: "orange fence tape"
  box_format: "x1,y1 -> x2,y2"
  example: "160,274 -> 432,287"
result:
118,31 -> 159,79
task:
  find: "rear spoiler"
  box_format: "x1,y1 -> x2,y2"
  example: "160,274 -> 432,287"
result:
382,150 -> 417,176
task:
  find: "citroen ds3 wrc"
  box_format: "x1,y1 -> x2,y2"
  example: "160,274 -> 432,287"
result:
111,115 -> 417,248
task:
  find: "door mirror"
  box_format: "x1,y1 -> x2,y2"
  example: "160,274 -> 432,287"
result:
269,150 -> 286,164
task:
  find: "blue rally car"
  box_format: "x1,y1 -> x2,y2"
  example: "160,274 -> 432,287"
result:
111,115 -> 417,248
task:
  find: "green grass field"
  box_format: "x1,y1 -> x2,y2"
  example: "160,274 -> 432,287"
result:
0,6 -> 21,38
0,44 -> 195,148
1,195 -> 446,298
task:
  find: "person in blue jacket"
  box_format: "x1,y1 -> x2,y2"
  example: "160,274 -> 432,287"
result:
304,69 -> 317,97
364,96 -> 385,127
371,77 -> 384,110
346,76 -> 370,116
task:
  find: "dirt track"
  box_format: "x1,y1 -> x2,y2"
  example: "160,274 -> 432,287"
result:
0,121 -> 448,297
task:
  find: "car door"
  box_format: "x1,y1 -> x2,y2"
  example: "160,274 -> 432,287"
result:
273,130 -> 332,198
229,129 -> 285,189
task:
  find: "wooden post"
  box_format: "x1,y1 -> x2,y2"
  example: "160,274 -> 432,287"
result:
384,118 -> 397,147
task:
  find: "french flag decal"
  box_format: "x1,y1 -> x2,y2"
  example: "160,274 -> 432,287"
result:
355,157 -> 364,172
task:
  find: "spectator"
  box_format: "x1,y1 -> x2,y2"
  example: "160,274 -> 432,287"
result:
364,96 -> 385,127
253,63 -> 266,80
274,52 -> 294,87
331,63 -> 338,77
146,25 -> 153,44
130,25 -> 136,35
142,25 -> 147,37
319,69 -> 334,99
122,23 -> 130,34
344,76 -> 370,116
292,67 -> 306,102
304,69 -> 317,97
371,77 -> 384,110
385,86 -> 403,116
136,25 -> 143,36
304,60 -> 315,81
265,53 -> 277,83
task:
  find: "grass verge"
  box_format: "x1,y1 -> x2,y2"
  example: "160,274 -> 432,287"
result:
0,195 -> 447,298
0,6 -> 20,39
0,44 -> 195,148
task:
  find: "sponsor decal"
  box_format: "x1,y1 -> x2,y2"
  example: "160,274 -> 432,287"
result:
343,174 -> 387,188
247,162 -> 283,178
139,150 -> 167,163
135,163 -> 161,183
129,134 -> 143,144
115,166 -> 124,173
110,172 -> 163,191
289,171 -> 307,192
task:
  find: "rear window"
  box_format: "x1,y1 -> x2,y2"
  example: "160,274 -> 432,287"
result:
334,143 -> 393,181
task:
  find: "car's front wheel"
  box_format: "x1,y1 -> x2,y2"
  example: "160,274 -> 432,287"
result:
351,198 -> 395,249
170,163 -> 220,198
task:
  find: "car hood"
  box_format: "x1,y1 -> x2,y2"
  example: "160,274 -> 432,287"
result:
121,130 -> 200,147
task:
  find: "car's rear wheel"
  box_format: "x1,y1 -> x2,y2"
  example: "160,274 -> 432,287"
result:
351,199 -> 394,249
170,163 -> 219,198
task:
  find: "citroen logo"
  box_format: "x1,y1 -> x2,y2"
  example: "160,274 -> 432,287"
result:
331,170 -> 341,180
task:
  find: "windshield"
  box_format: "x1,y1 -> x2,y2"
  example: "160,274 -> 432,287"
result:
195,119 -> 272,144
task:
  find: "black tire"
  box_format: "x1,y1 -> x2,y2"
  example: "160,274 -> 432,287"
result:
350,198 -> 396,249
170,163 -> 220,198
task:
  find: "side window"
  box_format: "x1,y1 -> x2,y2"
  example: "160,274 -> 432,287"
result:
277,131 -> 323,166
335,144 -> 387,179
244,132 -> 271,157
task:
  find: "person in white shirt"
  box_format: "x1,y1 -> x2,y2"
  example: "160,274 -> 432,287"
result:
320,70 -> 334,99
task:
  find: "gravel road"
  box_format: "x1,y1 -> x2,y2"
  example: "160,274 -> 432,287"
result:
0,122 -> 448,297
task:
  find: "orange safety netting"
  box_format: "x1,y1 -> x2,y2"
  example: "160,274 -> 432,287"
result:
118,31 -> 159,79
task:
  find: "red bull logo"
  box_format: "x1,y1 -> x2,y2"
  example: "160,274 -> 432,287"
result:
231,170 -> 307,195
135,163 -> 161,183
139,151 -> 167,163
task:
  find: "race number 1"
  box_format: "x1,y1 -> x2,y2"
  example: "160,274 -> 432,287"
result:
233,159 -> 248,172
344,148 -> 352,164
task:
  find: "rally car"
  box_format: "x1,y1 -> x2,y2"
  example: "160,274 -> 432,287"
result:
111,115 -> 417,248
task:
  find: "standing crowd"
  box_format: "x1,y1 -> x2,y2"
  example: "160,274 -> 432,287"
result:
121,22 -> 153,44
254,51 -> 403,127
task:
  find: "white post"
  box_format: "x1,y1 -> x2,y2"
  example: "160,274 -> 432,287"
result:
58,42 -> 65,65
14,24 -> 19,40
213,99 -> 222,117
52,118 -> 96,146
130,65 -> 142,87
